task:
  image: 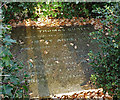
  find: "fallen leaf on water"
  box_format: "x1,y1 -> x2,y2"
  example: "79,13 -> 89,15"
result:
19,40 -> 24,44
112,40 -> 115,42
63,44 -> 67,47
60,27 -> 63,28
39,39 -> 44,42
34,56 -> 37,58
44,50 -> 48,54
70,43 -> 74,46
37,27 -> 41,29
55,61 -> 59,64
86,59 -> 89,61
87,44 -> 90,46
29,59 -> 33,63
45,41 -> 49,44
29,92 -> 33,95
74,45 -> 77,49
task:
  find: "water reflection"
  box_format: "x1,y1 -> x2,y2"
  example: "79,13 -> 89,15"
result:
11,25 -> 98,98
26,27 -> 50,97
35,27 -> 85,94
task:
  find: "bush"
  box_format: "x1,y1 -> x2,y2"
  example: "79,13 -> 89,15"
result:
0,24 -> 29,98
2,2 -> 37,23
0,7 -> 29,98
2,2 -> 107,23
88,2 -> 120,99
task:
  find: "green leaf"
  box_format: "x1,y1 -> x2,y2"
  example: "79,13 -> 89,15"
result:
113,43 -> 118,48
2,56 -> 10,66
0,34 -> 3,38
10,77 -> 19,85
22,85 -> 28,91
24,74 -> 29,78
3,85 -> 13,96
18,66 -> 23,69
3,35 -> 16,44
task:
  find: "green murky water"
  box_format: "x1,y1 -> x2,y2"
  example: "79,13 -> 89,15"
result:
11,25 -> 98,98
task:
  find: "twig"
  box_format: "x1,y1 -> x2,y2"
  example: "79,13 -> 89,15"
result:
12,86 -> 18,98
0,2 -> 7,9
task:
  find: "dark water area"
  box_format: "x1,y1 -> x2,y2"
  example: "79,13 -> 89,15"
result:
11,25 -> 99,98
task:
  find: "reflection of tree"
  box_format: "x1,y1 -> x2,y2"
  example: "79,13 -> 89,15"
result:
26,27 -> 50,98
26,27 -> 40,98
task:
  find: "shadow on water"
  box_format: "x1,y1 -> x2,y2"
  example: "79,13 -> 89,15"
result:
11,27 -> 50,98
11,25 -> 98,98
63,25 -> 99,87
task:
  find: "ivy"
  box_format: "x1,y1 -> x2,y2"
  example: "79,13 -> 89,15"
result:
88,2 -> 120,99
0,5 -> 29,99
2,2 -> 107,23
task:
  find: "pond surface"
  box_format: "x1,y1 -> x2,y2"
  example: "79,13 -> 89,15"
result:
11,25 -> 98,98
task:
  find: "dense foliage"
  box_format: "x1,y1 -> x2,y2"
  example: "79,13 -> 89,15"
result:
89,2 -> 120,99
2,2 -> 107,23
1,1 -> 119,99
0,8 -> 29,99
